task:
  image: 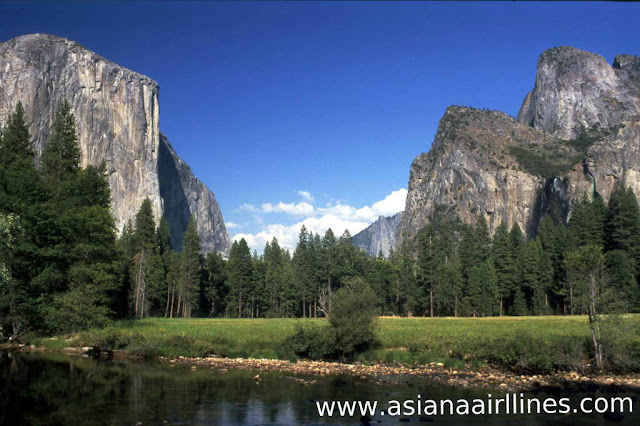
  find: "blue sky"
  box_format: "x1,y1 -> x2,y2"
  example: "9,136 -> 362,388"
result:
2,1 -> 639,251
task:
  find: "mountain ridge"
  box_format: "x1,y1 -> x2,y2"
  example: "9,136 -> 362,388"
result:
396,46 -> 640,249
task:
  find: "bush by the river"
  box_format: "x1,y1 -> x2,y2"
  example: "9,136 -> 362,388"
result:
285,278 -> 380,361
30,315 -> 640,374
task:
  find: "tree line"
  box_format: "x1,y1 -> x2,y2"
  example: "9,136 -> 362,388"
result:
0,102 -> 208,337
2,102 -> 639,339
414,192 -> 640,318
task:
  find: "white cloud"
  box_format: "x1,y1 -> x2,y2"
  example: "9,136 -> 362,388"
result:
237,201 -> 315,216
237,203 -> 259,213
370,188 -> 408,217
298,190 -> 314,202
232,188 -> 407,252
261,201 -> 315,216
225,222 -> 242,229
313,188 -> 408,223
232,214 -> 371,252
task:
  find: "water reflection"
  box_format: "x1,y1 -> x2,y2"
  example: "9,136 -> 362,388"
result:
0,351 -> 638,425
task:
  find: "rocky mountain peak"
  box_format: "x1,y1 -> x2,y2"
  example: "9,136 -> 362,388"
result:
397,45 -> 640,253
613,53 -> 640,71
352,212 -> 403,257
518,45 -> 640,140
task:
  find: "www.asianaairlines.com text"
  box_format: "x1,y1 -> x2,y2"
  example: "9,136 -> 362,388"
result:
316,393 -> 634,417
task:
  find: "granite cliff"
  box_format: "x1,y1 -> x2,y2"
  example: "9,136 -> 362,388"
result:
398,46 -> 640,247
0,34 -> 230,254
352,212 -> 403,257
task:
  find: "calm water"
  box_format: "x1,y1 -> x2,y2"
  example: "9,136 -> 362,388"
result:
0,351 -> 638,425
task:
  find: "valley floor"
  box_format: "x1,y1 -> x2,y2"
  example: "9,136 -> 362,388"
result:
21,315 -> 640,385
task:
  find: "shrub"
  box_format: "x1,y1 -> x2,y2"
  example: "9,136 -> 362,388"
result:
444,358 -> 465,369
95,328 -> 137,349
128,340 -> 162,359
329,278 -> 380,361
599,316 -> 640,372
408,333 -> 595,373
284,324 -> 337,360
44,289 -> 112,334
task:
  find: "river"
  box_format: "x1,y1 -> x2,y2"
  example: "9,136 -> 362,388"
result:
0,351 -> 638,425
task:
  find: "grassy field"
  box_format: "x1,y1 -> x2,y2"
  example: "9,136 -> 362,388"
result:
31,315 -> 640,373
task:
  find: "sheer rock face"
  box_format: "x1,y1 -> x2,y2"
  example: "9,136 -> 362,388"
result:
0,34 -> 230,254
517,46 -> 640,204
398,107 -> 548,245
352,212 -> 403,257
517,46 -> 640,140
565,119 -> 640,204
399,47 -> 640,249
159,134 -> 230,253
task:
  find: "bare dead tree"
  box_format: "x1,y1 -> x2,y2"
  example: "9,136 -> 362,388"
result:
318,284 -> 333,319
133,250 -> 147,319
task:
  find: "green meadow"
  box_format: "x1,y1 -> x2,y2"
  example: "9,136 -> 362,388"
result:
32,315 -> 640,373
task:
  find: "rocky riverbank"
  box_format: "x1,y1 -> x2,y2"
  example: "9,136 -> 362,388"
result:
5,343 -> 638,393
162,354 -> 640,393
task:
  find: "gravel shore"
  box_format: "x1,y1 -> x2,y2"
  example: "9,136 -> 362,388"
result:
4,343 -> 640,393
161,353 -> 640,393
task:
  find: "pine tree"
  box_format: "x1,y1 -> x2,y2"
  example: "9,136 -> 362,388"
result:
0,212 -> 24,338
318,229 -> 338,311
157,218 -> 172,256
165,251 -> 181,318
0,103 -> 49,335
115,220 -> 135,318
44,110 -> 119,332
133,198 -> 157,253
440,252 -> 463,317
418,217 -> 458,317
512,289 -> 527,316
250,249 -> 265,318
202,251 -> 227,317
178,216 -> 201,318
537,215 -> 569,312
264,237 -> 287,317
605,250 -> 638,312
475,214 -> 492,260
279,251 -> 298,317
467,259 -> 498,317
569,196 -> 606,248
41,100 -> 81,185
417,225 -> 437,317
227,238 -> 253,317
509,223 -> 523,257
517,240 -> 541,314
535,249 -> 553,315
292,226 -> 315,317
0,102 -> 32,168
459,215 -> 491,281
367,254 -> 396,316
605,184 -> 640,274
492,222 -> 517,316
130,198 -> 164,318
396,241 -> 419,316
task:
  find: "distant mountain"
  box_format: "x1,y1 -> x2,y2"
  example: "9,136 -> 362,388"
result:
0,34 -> 230,253
352,212 -> 403,257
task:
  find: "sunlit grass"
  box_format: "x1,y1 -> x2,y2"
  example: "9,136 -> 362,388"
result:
30,315 -> 640,372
